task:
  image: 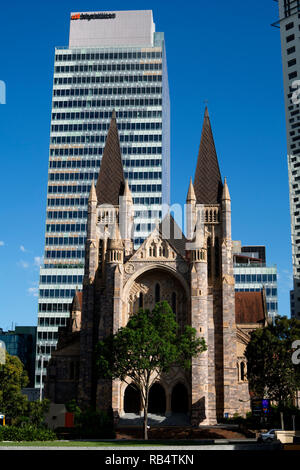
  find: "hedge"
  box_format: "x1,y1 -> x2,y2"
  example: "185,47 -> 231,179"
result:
0,425 -> 56,441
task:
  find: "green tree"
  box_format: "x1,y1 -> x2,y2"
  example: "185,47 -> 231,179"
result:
96,301 -> 206,439
245,316 -> 300,409
0,352 -> 29,420
27,399 -> 50,428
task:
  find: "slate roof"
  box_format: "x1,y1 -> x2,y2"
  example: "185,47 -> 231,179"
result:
194,107 -> 223,204
235,291 -> 266,324
96,110 -> 125,206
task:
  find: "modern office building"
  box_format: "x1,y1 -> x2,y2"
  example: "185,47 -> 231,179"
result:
233,242 -> 278,320
35,10 -> 170,388
275,0 -> 300,318
0,326 -> 37,387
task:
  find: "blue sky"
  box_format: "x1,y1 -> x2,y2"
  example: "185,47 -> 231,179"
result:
0,0 -> 292,329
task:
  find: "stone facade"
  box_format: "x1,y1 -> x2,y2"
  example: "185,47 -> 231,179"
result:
44,109 -> 267,424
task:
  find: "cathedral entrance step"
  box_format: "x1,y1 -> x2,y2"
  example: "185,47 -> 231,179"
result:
117,412 -> 191,427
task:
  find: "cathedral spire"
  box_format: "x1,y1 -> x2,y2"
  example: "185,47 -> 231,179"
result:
96,110 -> 125,206
71,290 -> 81,312
88,180 -> 97,203
186,177 -> 196,203
123,179 -> 133,203
194,107 -> 223,204
222,177 -> 231,201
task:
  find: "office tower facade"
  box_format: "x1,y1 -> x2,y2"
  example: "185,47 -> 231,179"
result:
35,10 -> 170,388
233,242 -> 278,320
276,1 -> 300,318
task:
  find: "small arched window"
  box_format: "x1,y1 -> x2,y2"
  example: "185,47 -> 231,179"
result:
139,293 -> 144,309
207,237 -> 211,278
172,292 -> 177,314
98,239 -> 104,265
215,237 -> 220,278
155,283 -> 160,303
241,362 -> 246,381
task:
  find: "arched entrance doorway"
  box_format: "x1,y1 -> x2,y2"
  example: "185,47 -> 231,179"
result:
171,383 -> 189,413
148,383 -> 166,415
124,384 -> 141,414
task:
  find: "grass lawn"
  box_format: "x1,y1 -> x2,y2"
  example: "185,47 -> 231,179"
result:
0,439 -> 210,447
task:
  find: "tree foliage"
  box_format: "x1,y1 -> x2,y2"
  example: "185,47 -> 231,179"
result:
19,399 -> 51,428
0,352 -> 51,428
245,316 -> 300,407
0,352 -> 29,418
96,301 -> 206,439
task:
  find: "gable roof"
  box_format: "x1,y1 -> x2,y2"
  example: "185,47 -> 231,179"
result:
194,107 -> 223,204
235,291 -> 266,324
159,213 -> 187,257
96,110 -> 125,205
128,213 -> 187,263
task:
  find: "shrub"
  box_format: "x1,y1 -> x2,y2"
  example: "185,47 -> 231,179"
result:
76,408 -> 115,438
0,425 -> 56,442
14,399 -> 51,429
61,403 -> 115,439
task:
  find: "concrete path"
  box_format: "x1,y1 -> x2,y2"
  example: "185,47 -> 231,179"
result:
117,412 -> 191,427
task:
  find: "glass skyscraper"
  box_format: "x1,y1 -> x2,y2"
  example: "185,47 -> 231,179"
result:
35,10 -> 170,388
275,0 -> 300,318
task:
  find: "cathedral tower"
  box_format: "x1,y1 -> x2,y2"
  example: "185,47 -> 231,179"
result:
186,107 -> 237,422
46,108 -> 241,424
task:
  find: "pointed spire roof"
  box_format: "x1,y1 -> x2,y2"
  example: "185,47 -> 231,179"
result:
194,107 -> 223,204
222,177 -> 231,201
88,180 -> 97,203
71,290 -> 82,312
108,220 -> 123,249
96,110 -> 125,205
123,179 -> 133,203
186,177 -> 196,203
111,220 -> 122,240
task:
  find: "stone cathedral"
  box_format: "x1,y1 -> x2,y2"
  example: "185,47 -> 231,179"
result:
45,109 -> 267,425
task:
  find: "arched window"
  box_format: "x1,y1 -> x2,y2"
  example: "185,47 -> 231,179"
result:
139,292 -> 144,309
171,292 -> 176,314
215,237 -> 220,278
241,362 -> 246,381
98,239 -> 104,265
207,237 -> 211,278
155,283 -> 160,303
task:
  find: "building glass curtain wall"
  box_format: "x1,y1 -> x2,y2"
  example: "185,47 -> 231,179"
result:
35,10 -> 170,388
276,0 -> 300,318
